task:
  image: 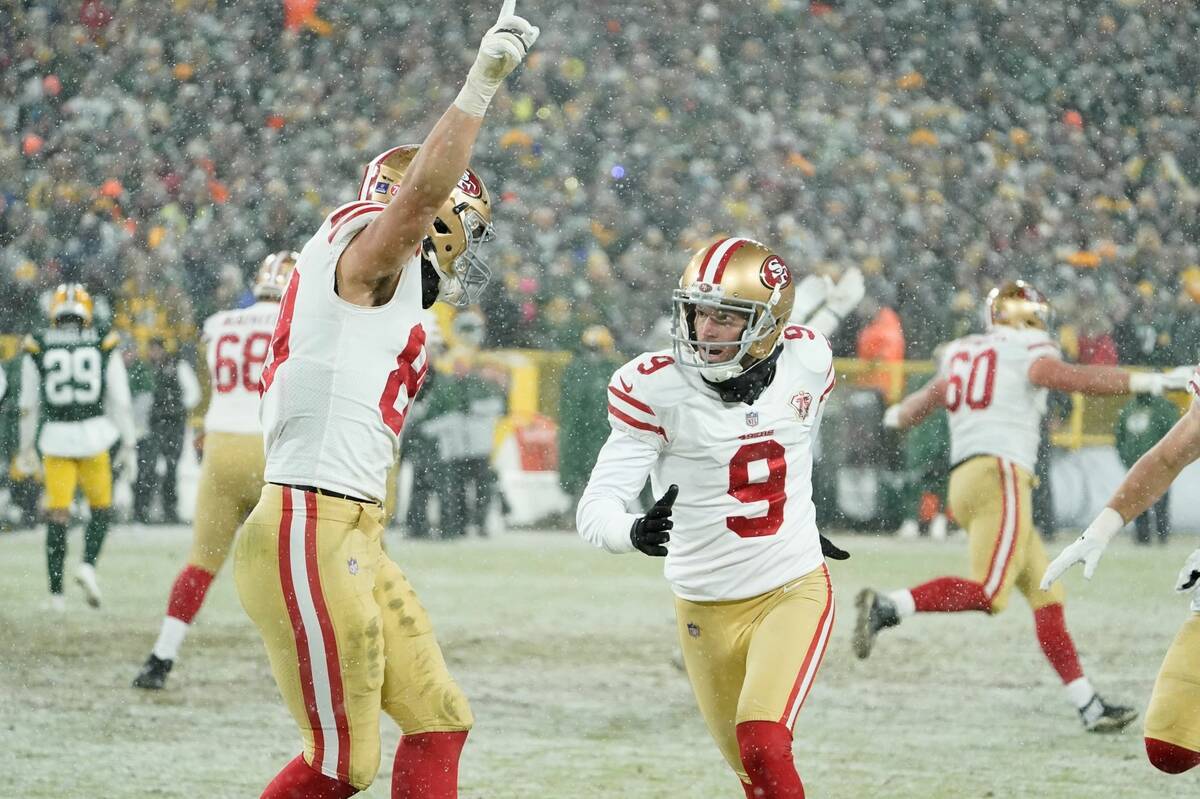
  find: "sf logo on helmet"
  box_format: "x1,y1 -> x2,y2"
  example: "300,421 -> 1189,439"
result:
759,256 -> 792,290
456,171 -> 483,198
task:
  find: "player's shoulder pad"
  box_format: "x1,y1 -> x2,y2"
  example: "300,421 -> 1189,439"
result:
323,199 -> 387,245
1006,326 -> 1060,358
100,331 -> 121,351
779,324 -> 833,374
610,350 -> 689,407
22,333 -> 41,355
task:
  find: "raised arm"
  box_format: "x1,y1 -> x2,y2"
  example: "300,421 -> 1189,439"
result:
1028,356 -> 1189,396
337,2 -> 538,297
1042,399 -> 1200,588
883,377 -> 948,431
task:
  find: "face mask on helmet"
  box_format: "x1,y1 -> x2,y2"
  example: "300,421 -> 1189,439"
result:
49,283 -> 94,327
253,250 -> 299,301
358,146 -> 495,308
670,238 -> 796,383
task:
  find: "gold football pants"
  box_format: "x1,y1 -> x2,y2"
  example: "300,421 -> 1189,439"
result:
675,564 -> 834,783
948,456 -> 1064,613
188,432 -> 264,574
1145,612 -> 1200,751
43,452 -> 111,510
234,484 -> 472,790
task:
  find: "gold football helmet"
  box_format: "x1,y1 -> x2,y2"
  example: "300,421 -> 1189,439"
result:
357,145 -> 494,306
986,280 -> 1051,331
253,250 -> 299,301
671,237 -> 797,382
49,283 -> 94,326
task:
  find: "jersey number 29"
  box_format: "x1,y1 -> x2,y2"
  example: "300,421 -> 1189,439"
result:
44,347 -> 101,406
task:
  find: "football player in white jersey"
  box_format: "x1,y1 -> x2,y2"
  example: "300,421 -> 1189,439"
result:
857,280 -> 1190,732
1042,366 -> 1200,773
578,237 -> 846,798
232,4 -> 537,797
132,251 -> 296,690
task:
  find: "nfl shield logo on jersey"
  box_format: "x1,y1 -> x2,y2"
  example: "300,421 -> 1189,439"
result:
745,411 -> 759,427
687,622 -> 701,638
790,392 -> 812,420
347,557 -> 359,576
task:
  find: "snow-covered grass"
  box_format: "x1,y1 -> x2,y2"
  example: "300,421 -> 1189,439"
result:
0,525 -> 1194,797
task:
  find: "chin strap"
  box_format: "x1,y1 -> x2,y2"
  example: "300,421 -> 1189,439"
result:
703,345 -> 783,405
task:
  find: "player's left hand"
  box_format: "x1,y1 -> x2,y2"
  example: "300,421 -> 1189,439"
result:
474,1 -> 540,84
15,448 -> 40,477
882,405 -> 902,430
820,534 -> 850,561
1175,548 -> 1200,595
1040,507 -> 1124,589
826,266 -> 866,317
115,445 -> 138,483
630,484 -> 677,557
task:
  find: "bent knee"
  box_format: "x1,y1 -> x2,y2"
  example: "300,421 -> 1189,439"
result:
986,594 -> 1010,615
1145,737 -> 1200,774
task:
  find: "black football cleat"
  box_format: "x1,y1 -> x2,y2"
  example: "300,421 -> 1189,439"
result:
1080,695 -> 1138,733
853,588 -> 900,660
132,654 -> 174,690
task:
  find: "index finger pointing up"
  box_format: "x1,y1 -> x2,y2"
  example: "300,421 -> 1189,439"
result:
498,0 -> 516,21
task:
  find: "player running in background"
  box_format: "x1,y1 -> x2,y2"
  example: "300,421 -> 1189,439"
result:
17,283 -> 137,611
232,4 -> 537,797
1042,368 -> 1200,773
857,280 -> 1190,732
132,251 -> 296,690
578,237 -> 847,799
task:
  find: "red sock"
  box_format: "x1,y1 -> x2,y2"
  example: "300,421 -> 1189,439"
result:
1033,603 -> 1084,683
741,779 -> 758,798
736,721 -> 804,799
166,564 -> 216,623
260,754 -> 358,798
391,731 -> 468,799
910,577 -> 990,613
1146,738 -> 1200,774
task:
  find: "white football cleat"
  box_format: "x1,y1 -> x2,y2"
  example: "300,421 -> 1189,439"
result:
929,513 -> 949,541
896,519 -> 920,539
46,594 -> 66,613
75,563 -> 102,608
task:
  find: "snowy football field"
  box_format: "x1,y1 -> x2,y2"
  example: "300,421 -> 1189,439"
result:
1,526 -> 1195,798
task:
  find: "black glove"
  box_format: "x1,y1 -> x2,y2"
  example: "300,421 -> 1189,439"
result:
630,484 -> 678,557
820,534 -> 849,561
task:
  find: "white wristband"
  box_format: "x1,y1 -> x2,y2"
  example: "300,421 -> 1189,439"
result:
1083,507 -> 1125,546
1128,371 -> 1162,394
454,68 -> 500,118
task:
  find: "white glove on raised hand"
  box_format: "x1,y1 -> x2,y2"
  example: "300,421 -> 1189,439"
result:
455,0 -> 540,117
115,445 -> 138,484
1175,548 -> 1200,597
882,405 -> 902,430
1162,365 -> 1195,393
792,274 -> 831,324
1040,507 -> 1125,589
826,266 -> 866,318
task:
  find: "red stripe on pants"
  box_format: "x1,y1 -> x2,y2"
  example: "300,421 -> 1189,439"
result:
302,492 -> 352,783
277,489 -> 326,772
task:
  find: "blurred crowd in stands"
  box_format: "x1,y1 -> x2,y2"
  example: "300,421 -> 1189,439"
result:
4,0 -> 1200,369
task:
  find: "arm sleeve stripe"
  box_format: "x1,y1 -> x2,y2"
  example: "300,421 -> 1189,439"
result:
1028,342 -> 1060,352
329,200 -> 376,228
607,384 -> 656,416
328,206 -> 382,243
608,404 -> 668,441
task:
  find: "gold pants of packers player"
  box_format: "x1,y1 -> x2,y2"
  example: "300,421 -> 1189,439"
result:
43,451 -> 111,510
948,455 -> 1064,613
675,564 -> 834,783
188,432 -> 265,573
234,484 -> 473,790
1145,612 -> 1200,752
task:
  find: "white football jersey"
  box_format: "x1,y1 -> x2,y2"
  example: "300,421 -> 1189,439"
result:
577,325 -> 836,602
201,301 -> 280,435
260,200 -> 429,503
940,326 -> 1060,474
